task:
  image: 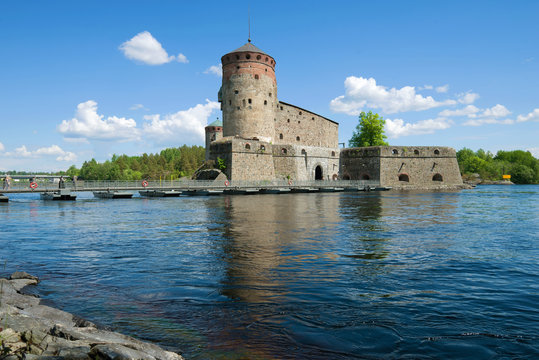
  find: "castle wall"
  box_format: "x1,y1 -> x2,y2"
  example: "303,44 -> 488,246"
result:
275,102 -> 339,148
209,137 -> 275,181
273,144 -> 340,181
340,146 -> 464,189
340,147 -> 381,181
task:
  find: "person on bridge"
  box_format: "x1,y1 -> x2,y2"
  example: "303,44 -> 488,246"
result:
59,176 -> 65,189
2,177 -> 6,190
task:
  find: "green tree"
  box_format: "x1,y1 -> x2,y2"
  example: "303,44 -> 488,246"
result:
349,111 -> 388,147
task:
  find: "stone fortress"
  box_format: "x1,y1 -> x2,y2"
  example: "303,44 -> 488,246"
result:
205,41 -> 464,189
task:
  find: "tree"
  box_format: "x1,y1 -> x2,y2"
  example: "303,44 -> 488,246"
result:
349,111 -> 388,147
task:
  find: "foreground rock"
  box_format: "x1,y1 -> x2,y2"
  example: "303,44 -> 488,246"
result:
0,272 -> 183,360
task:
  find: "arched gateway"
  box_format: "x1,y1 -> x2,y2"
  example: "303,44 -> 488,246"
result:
315,165 -> 323,180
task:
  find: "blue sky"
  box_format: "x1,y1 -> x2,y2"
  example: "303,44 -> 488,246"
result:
1,0 -> 538,171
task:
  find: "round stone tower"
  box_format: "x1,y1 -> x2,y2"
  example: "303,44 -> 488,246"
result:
204,118 -> 223,161
219,41 -> 277,143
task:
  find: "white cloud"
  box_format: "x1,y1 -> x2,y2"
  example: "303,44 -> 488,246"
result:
330,76 -> 456,115
177,53 -> 189,63
129,103 -> 148,111
0,142 -> 4,152
458,92 -> 480,104
480,104 -> 511,118
435,84 -> 449,93
58,100 -> 140,142
439,105 -> 480,117
119,31 -> 182,65
385,117 -> 452,138
517,108 -> 539,123
204,64 -> 222,77
463,118 -> 514,126
527,147 -> 539,158
3,144 -> 76,162
419,85 -> 433,90
143,100 -> 220,144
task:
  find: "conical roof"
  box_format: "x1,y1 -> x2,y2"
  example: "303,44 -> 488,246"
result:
207,119 -> 222,127
227,42 -> 268,56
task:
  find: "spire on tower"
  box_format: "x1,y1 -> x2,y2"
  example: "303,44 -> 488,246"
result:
248,4 -> 251,43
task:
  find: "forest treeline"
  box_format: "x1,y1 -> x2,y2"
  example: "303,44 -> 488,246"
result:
64,145 -> 205,181
457,148 -> 539,184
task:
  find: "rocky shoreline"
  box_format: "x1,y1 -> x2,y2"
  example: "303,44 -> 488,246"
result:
0,272 -> 184,360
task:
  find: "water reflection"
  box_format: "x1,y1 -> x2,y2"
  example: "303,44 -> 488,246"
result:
218,193 -> 342,303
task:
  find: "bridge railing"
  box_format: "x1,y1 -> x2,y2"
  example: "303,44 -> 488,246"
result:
2,179 -> 380,192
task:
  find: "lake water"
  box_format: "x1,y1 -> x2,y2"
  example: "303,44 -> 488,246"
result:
1,186 -> 538,359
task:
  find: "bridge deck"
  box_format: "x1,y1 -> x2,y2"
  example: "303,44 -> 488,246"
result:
1,179 -> 386,196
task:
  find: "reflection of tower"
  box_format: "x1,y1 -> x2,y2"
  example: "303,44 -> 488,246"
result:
205,118 -> 223,161
219,41 -> 277,143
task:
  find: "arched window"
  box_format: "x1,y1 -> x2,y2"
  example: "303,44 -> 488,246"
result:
246,54 -> 251,59
398,173 -> 410,182
256,55 -> 261,60
296,136 -> 300,141
434,149 -> 440,155
281,148 -> 287,154
392,149 -> 399,155
414,149 -> 419,155
432,173 -> 443,182
279,133 -> 283,139
361,174 -> 370,180
343,174 -> 351,180
245,143 -> 251,150
264,100 -> 267,105
301,149 -> 306,155
254,74 -> 259,80
331,151 -> 336,157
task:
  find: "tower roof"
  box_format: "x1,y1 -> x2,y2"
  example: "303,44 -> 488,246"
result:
227,42 -> 268,56
206,119 -> 222,127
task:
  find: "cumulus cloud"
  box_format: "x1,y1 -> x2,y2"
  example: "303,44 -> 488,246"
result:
58,100 -> 140,141
119,31 -> 184,65
439,105 -> 480,117
4,144 -> 76,162
0,142 -> 4,152
385,117 -> 452,138
481,104 -> 511,118
458,92 -> 480,104
143,100 -> 220,144
440,104 -> 510,121
177,53 -> 189,63
204,64 -> 222,77
463,118 -> 514,126
435,84 -> 449,93
517,108 -> 539,123
330,76 -> 456,115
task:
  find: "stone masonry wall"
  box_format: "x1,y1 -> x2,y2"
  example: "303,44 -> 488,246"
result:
275,102 -> 339,148
273,144 -> 340,181
209,137 -> 275,180
220,51 -> 277,143
340,146 -> 464,189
